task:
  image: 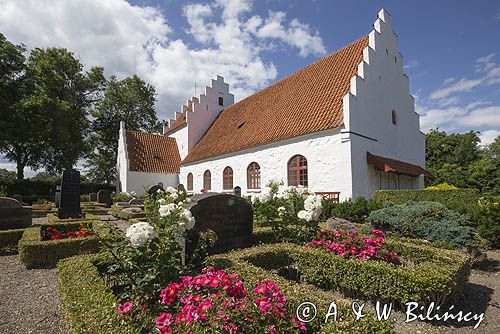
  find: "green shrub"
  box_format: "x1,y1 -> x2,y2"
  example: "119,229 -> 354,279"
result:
373,188 -> 480,214
467,200 -> 500,248
18,223 -> 101,268
0,228 -> 25,254
424,182 -> 458,190
111,205 -> 146,220
207,248 -> 394,333
58,255 -> 141,334
330,197 -> 382,223
47,213 -> 99,225
213,241 -> 470,307
112,191 -> 136,203
80,194 -> 90,202
367,202 -> 476,248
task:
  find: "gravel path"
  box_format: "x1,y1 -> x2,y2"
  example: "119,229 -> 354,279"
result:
0,255 -> 65,334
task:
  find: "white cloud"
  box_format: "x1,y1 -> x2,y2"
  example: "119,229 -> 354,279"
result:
0,0 -> 326,120
479,129 -> 500,147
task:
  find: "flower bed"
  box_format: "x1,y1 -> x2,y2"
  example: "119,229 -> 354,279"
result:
18,222 -> 101,268
43,224 -> 93,240
0,228 -> 25,254
226,240 -> 470,306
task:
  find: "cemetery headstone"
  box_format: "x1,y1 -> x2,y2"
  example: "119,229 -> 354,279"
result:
326,217 -> 356,230
89,192 -> 98,202
185,194 -> 253,257
177,183 -> 186,193
116,202 -> 131,208
55,185 -> 61,208
128,198 -> 144,206
0,197 -> 32,230
233,186 -> 241,197
147,184 -> 164,197
57,169 -> 82,219
97,190 -> 112,208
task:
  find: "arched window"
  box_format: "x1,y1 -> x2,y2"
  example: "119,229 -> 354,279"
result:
187,173 -> 193,191
392,110 -> 397,125
223,166 -> 233,190
288,155 -> 308,187
203,170 -> 211,191
247,162 -> 261,189
218,96 -> 224,106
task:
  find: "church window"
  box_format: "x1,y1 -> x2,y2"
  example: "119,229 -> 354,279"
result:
288,155 -> 308,187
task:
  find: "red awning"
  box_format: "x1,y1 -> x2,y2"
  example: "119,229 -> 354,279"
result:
367,152 -> 434,179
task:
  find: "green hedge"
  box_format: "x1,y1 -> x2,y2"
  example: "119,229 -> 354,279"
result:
373,189 -> 480,213
58,255 -> 141,334
18,222 -> 101,268
32,208 -> 57,218
0,228 -> 25,254
215,240 -> 470,307
207,249 -> 394,333
47,213 -> 99,225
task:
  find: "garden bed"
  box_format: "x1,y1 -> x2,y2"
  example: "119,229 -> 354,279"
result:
0,228 -> 25,254
47,212 -> 99,224
111,205 -> 146,220
18,221 -> 102,268
221,240 -> 471,307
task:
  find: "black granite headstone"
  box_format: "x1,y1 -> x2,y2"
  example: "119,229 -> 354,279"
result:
58,169 -> 82,219
97,190 -> 111,207
233,186 -> 241,197
185,194 -> 253,257
147,184 -> 164,197
177,184 -> 186,193
0,197 -> 32,230
89,192 -> 98,202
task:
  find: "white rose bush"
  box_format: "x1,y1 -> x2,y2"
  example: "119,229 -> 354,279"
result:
96,186 -> 197,326
250,180 -> 325,243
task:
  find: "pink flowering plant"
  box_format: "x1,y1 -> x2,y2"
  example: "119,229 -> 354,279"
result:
307,228 -> 401,265
152,267 -> 307,333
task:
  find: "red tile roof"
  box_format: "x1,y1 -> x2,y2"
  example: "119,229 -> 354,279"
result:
126,130 -> 181,174
367,152 -> 434,179
182,36 -> 369,164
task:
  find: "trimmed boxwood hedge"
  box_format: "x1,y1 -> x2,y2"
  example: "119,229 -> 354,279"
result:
18,222 -> 101,268
213,239 -> 471,307
58,255 -> 141,334
208,250 -> 394,333
0,228 -> 25,254
47,213 -> 99,225
373,189 -> 480,213
111,205 -> 146,220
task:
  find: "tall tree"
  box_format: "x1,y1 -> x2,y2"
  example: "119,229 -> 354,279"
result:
0,33 -> 46,179
85,75 -> 161,184
25,47 -> 106,174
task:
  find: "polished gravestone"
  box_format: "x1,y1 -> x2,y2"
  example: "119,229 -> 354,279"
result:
128,198 -> 144,206
89,192 -> 98,202
0,197 -> 32,230
185,194 -> 253,257
57,169 -> 82,219
54,185 -> 61,208
233,186 -> 241,197
147,184 -> 164,197
97,190 -> 111,207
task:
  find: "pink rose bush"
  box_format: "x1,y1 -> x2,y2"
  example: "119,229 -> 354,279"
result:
153,267 -> 306,333
307,229 -> 401,266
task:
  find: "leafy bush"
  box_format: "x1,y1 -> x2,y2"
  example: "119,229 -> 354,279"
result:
425,182 -> 458,190
373,188 -> 480,214
467,199 -> 500,248
80,194 -> 90,202
0,184 -> 7,197
112,191 -> 136,203
330,197 -> 382,224
221,241 -> 470,307
249,181 -> 322,244
367,202 -> 477,248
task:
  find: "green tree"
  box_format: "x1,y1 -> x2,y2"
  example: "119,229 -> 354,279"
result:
85,75 -> 161,184
0,33 -> 46,179
30,171 -> 60,183
0,168 -> 16,182
25,47 -> 106,174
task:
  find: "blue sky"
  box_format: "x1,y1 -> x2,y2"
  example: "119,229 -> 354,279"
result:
0,0 -> 499,176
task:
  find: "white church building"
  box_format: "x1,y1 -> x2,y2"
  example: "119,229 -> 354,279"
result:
117,9 -> 433,201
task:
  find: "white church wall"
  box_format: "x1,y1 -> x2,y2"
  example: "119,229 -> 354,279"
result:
342,9 -> 425,198
116,121 -> 129,193
167,125 -> 189,160
126,171 -> 179,196
180,128 -> 354,201
187,76 -> 234,151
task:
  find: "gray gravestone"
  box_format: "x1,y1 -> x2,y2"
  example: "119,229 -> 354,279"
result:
89,192 -> 98,202
97,190 -> 111,208
326,217 -> 356,230
233,186 -> 241,197
116,201 -> 131,207
177,184 -> 186,193
55,185 -> 61,208
57,169 -> 82,219
147,184 -> 164,196
0,197 -> 32,230
128,198 -> 144,206
185,194 -> 253,257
